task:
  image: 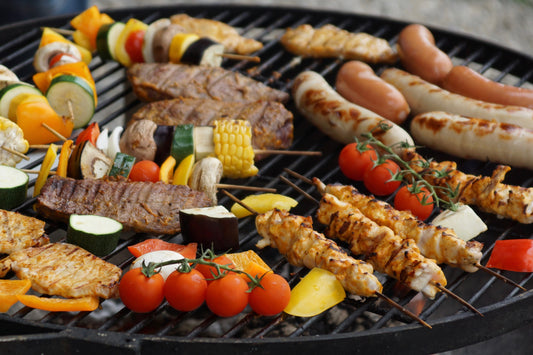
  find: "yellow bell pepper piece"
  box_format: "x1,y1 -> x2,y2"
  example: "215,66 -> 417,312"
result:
172,154 -> 195,186
33,143 -> 58,197
230,193 -> 298,218
56,140 -> 74,177
159,155 -> 176,183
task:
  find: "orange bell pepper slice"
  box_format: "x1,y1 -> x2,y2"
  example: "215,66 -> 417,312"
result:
33,143 -> 58,197
16,294 -> 100,312
56,139 -> 74,177
0,279 -> 32,313
70,6 -> 114,51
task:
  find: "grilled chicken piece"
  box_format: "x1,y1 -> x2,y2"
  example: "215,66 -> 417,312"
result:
170,13 -> 263,55
0,243 -> 121,299
255,209 -> 382,297
402,151 -> 533,224
317,194 -> 446,299
280,24 -> 398,63
0,209 -> 49,254
313,179 -> 483,272
35,176 -> 212,235
127,63 -> 289,104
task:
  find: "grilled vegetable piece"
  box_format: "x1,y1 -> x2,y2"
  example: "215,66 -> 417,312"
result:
0,116 -> 29,167
168,33 -> 200,63
169,13 -> 263,55
486,239 -> 533,272
39,27 -> 92,64
0,279 -> 31,313
255,209 -> 382,297
188,157 -> 223,204
119,119 -> 158,162
127,63 -> 289,103
142,18 -> 171,63
0,243 -> 121,299
33,143 -> 58,197
0,166 -> 28,210
56,139 -> 74,177
317,193 -> 446,299
431,204 -> 487,242
33,41 -> 82,72
0,64 -> 20,90
68,141 -> 113,179
16,294 -> 100,312
130,250 -> 184,280
0,209 -> 48,254
114,18 -> 148,67
281,24 -> 398,63
213,119 -> 257,178
108,152 -> 136,178
35,175 -> 212,235
97,21 -> 126,61
180,37 -> 224,67
67,214 -> 123,256
171,123 -> 194,163
172,153 -> 194,185
231,193 -> 298,218
0,83 -> 43,121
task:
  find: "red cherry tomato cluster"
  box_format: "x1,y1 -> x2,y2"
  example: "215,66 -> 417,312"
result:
338,142 -> 435,220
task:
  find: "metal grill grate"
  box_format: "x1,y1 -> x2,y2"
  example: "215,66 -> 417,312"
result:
0,5 -> 532,354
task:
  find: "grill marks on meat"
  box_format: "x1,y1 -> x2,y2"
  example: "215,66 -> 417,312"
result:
314,179 -> 483,272
131,97 -> 293,151
35,176 -> 212,235
127,63 -> 289,104
317,194 -> 446,299
281,24 -> 398,63
0,210 -> 49,254
0,243 -> 121,299
255,209 -> 382,297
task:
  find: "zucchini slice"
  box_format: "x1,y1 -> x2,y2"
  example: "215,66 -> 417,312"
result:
45,74 -> 95,129
67,214 -> 123,256
108,152 -> 136,178
0,83 -> 43,121
96,22 -> 126,61
0,165 -> 28,210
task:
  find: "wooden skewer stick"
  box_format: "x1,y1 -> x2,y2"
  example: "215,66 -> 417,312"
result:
20,169 -> 56,176
256,149 -> 322,156
216,183 -> 275,192
29,144 -> 54,150
41,27 -> 74,36
42,122 -> 68,142
474,263 -> 527,292
433,282 -> 483,316
220,188 -> 433,329
219,53 -> 261,62
1,146 -> 30,161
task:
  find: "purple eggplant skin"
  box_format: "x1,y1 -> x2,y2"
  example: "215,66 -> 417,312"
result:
179,207 -> 239,252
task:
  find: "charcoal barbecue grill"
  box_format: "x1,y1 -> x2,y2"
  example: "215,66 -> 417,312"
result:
0,5 -> 532,354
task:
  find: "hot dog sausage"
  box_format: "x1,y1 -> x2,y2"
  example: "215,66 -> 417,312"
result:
335,61 -> 410,124
396,24 -> 453,85
442,65 -> 533,109
292,71 -> 414,155
381,67 -> 533,130
411,111 -> 533,170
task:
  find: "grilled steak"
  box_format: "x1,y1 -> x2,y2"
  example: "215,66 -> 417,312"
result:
0,209 -> 48,254
35,176 -> 212,235
131,97 -> 294,152
127,63 -> 289,103
0,243 -> 121,299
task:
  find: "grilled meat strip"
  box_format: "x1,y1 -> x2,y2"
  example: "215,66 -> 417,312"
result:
280,24 -> 398,63
255,209 -> 382,297
313,179 -> 483,272
317,194 -> 446,299
0,209 -> 49,254
402,151 -> 533,224
0,243 -> 121,299
170,13 -> 263,55
127,63 -> 289,104
131,97 -> 294,152
35,176 -> 212,235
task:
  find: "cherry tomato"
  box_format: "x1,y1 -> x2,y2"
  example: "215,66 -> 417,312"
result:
206,273 -> 249,317
119,268 -> 165,313
129,160 -> 161,182
393,184 -> 435,221
249,273 -> 291,316
125,29 -> 146,63
164,269 -> 207,312
195,255 -> 235,281
363,159 -> 401,196
338,143 -> 378,181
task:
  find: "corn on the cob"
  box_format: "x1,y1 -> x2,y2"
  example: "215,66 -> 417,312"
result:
0,116 -> 29,167
213,119 -> 258,178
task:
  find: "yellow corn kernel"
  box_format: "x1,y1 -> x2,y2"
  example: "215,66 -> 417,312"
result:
213,120 -> 257,178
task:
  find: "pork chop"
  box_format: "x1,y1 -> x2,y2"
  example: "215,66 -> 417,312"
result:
0,209 -> 49,254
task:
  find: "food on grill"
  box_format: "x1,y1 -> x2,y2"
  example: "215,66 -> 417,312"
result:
402,151 -> 533,224
0,279 -> 31,312
317,193 -> 447,299
34,175 -> 213,235
0,167 -> 28,210
486,239 -> 533,272
97,21 -> 126,61
187,157 -> 222,203
292,70 -> 414,155
33,143 -> 58,197
335,61 -> 410,124
16,294 -> 100,312
67,140 -> 113,180
38,27 -> 92,65
33,41 -> 82,72
314,179 -> 483,272
410,111 -> 533,170
70,5 -> 114,52
130,250 -> 185,280
431,204 -> 488,242
0,117 -> 28,167
231,193 -> 298,218
280,24 -> 397,63
170,13 -> 263,55
442,65 -> 533,109
396,24 -> 453,85
66,214 -> 123,257
0,65 -> 20,90
0,242 -> 121,299
255,209 -> 383,297
127,63 -> 289,103
114,18 -> 148,67
381,67 -> 533,130
0,209 -> 48,254
0,82 -> 42,121
108,152 -> 136,179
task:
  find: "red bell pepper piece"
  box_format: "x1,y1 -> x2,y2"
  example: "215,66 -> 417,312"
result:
127,239 -> 198,260
486,239 -> 533,272
75,122 -> 100,146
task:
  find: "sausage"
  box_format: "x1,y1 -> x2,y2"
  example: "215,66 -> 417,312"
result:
335,61 -> 410,124
292,71 -> 414,155
396,24 -> 453,85
442,65 -> 533,109
410,111 -> 533,170
381,67 -> 533,130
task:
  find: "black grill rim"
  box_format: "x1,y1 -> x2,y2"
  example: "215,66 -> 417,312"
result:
0,4 -> 532,354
